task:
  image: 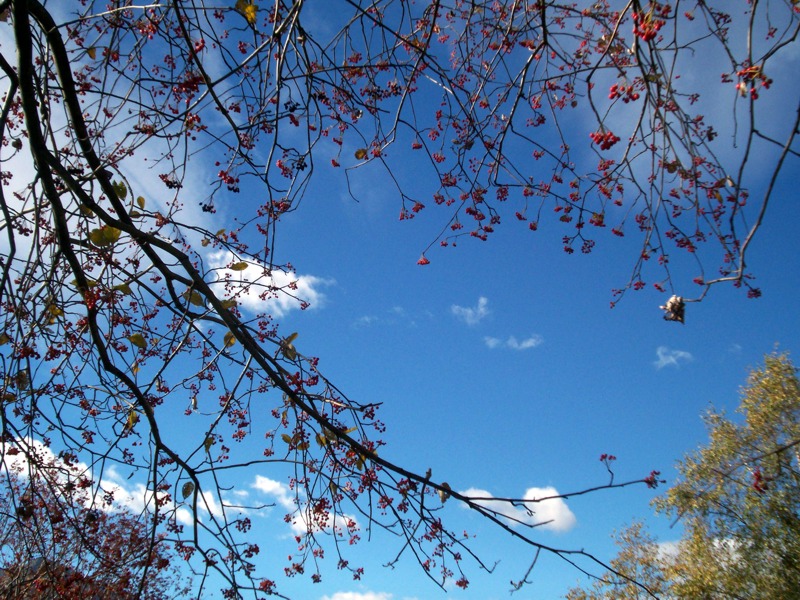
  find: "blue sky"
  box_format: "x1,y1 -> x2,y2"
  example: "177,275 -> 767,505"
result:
2,3 -> 799,599
243,142 -> 799,599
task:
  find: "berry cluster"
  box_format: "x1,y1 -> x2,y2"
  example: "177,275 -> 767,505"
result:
590,130 -> 621,150
608,82 -> 640,103
632,10 -> 666,42
735,64 -> 772,100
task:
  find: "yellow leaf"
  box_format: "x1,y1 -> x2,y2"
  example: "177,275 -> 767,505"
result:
220,299 -> 237,309
185,289 -> 205,307
128,333 -> 147,349
131,361 -> 140,375
223,331 -> 236,347
136,195 -> 145,209
47,305 -> 63,317
230,262 -> 249,271
281,433 -> 292,444
88,226 -> 122,247
354,148 -> 368,160
113,282 -> 133,295
281,332 -> 299,360
87,47 -> 96,60
181,481 -> 195,499
203,435 -> 214,453
129,210 -> 142,219
438,482 -> 451,504
0,333 -> 9,345
124,410 -> 139,432
79,205 -> 95,217
236,0 -> 258,25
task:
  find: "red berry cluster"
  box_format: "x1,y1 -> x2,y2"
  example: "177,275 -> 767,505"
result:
590,130 -> 621,150
632,10 -> 666,42
735,64 -> 772,100
608,82 -> 640,103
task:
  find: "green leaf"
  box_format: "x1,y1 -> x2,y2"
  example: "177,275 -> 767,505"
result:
136,195 -> 145,209
281,433 -> 292,444
230,262 -> 249,271
0,333 -> 9,345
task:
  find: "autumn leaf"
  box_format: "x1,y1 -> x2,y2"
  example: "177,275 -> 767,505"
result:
112,180 -> 128,200
438,482 -> 451,504
113,282 -> 133,295
354,148 -> 368,160
185,289 -> 205,307
181,482 -> 195,500
136,195 -> 145,209
223,330 -> 236,347
124,410 -> 139,432
87,47 -> 96,60
235,0 -> 258,25
230,261 -> 249,271
88,226 -> 122,247
128,333 -> 147,349
281,332 -> 299,360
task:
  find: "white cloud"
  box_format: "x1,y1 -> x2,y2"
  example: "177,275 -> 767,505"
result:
252,475 -> 359,535
252,475 -> 296,510
484,334 -> 543,351
207,250 -> 332,317
451,296 -> 490,326
0,438 -> 201,526
460,486 -> 576,532
653,346 -> 693,369
320,593 -> 393,600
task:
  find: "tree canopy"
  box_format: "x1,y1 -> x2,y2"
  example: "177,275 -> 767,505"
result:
0,447 -> 188,599
0,0 -> 798,597
567,353 -> 800,599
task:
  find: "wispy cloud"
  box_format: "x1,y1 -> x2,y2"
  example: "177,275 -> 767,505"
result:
207,250 -> 333,317
654,346 -> 693,369
484,334 -> 543,351
353,315 -> 378,327
451,296 -> 490,326
459,486 -> 576,532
